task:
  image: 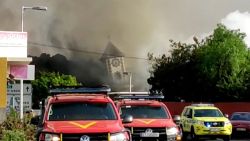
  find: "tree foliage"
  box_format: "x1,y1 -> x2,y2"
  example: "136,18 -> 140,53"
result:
196,24 -> 250,100
31,71 -> 80,108
148,24 -> 250,102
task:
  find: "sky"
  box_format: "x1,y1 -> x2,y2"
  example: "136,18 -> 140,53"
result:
1,0 -> 250,90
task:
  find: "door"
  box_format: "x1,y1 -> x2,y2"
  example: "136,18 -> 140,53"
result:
182,108 -> 193,132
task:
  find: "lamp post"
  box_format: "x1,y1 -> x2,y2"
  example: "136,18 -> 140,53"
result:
21,6 -> 47,32
20,6 -> 47,119
123,72 -> 132,92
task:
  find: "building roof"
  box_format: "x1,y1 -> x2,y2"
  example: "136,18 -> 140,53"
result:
7,57 -> 32,65
100,41 -> 124,61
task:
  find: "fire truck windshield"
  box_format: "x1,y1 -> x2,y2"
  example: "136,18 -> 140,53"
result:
48,102 -> 117,121
120,105 -> 169,119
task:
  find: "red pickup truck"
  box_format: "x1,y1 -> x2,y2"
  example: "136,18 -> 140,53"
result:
36,86 -> 131,141
111,92 -> 182,141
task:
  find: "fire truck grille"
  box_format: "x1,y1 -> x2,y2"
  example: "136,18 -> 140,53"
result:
62,133 -> 108,141
129,127 -> 167,139
132,127 -> 166,134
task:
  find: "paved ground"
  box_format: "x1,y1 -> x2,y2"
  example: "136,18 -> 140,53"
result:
230,140 -> 250,141
205,138 -> 250,141
198,139 -> 250,141
187,135 -> 250,141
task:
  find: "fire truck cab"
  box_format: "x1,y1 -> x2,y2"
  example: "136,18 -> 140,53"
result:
37,86 -> 131,141
111,92 -> 182,141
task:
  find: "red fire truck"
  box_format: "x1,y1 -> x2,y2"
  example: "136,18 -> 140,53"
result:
111,92 -> 182,141
36,86 -> 131,141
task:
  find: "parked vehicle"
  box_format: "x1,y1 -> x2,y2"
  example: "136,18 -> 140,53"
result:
230,112 -> 250,137
33,86 -> 131,141
178,103 -> 232,141
111,92 -> 182,141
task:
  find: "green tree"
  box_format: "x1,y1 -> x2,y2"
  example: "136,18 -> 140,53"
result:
196,24 -> 250,101
148,39 -> 201,101
148,24 -> 250,102
31,71 -> 80,108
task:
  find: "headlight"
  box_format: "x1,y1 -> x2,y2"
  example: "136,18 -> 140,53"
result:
45,133 -> 60,141
166,127 -> 179,135
195,120 -> 204,125
224,120 -> 231,125
110,132 -> 129,141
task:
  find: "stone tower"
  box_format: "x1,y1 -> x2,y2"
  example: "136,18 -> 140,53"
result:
100,41 -> 126,83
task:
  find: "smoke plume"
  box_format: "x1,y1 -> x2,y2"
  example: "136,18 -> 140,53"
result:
1,0 -> 250,90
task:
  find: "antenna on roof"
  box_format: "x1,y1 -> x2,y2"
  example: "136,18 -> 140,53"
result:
108,34 -> 111,41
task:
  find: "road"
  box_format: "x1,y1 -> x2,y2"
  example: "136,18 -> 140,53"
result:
185,133 -> 250,141
230,140 -> 250,141
185,136 -> 250,141
205,139 -> 250,141
196,139 -> 250,141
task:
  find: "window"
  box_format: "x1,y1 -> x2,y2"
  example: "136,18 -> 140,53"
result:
231,112 -> 250,121
182,108 -> 187,116
48,102 -> 117,121
194,109 -> 223,117
184,108 -> 192,118
120,105 -> 169,119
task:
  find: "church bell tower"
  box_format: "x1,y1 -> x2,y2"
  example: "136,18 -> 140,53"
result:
100,41 -> 126,83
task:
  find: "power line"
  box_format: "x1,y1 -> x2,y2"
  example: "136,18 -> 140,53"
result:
28,42 -> 149,61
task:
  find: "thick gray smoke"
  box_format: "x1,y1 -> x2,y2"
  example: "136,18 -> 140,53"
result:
1,0 -> 250,90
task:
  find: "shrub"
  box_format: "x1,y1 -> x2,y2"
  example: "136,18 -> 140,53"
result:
1,130 -> 26,141
0,109 -> 37,141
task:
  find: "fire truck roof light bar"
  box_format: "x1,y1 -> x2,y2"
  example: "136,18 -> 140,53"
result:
114,95 -> 164,100
109,92 -> 150,95
113,95 -> 164,100
109,91 -> 164,100
49,86 -> 111,95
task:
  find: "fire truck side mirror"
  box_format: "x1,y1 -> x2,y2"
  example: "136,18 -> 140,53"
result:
122,115 -> 133,123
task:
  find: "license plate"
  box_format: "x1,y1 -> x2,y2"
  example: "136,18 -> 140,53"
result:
210,128 -> 220,132
236,128 -> 246,131
140,132 -> 159,137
